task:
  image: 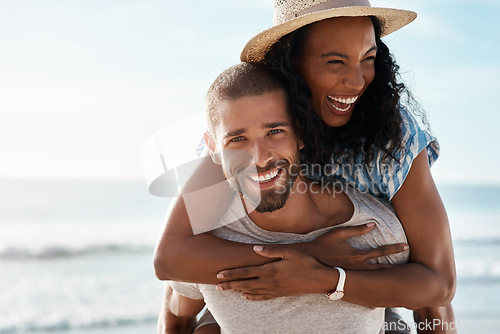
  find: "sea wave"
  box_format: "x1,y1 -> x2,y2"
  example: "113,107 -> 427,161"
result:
456,256 -> 500,283
453,237 -> 500,247
2,236 -> 498,260
0,243 -> 153,260
0,311 -> 157,334
458,276 -> 500,285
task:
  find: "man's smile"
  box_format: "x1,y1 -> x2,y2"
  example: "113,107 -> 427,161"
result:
245,167 -> 284,189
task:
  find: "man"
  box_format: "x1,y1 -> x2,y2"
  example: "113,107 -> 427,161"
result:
158,62 -> 428,333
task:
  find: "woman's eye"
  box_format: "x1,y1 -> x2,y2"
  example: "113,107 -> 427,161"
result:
327,59 -> 343,65
363,56 -> 376,62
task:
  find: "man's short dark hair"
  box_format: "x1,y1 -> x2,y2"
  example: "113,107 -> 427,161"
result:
205,63 -> 289,135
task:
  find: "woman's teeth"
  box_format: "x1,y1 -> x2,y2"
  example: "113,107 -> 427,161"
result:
328,96 -> 358,104
327,95 -> 359,112
328,101 -> 350,112
249,169 -> 279,183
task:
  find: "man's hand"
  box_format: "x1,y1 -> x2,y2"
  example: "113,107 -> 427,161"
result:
216,247 -> 338,300
161,314 -> 196,334
158,301 -> 196,334
158,283 -> 203,334
310,222 -> 408,269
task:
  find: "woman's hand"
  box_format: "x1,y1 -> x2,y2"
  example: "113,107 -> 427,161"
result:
306,222 -> 408,269
216,246 -> 337,300
214,223 -> 408,300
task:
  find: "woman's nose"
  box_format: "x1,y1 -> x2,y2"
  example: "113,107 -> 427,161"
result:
343,65 -> 365,91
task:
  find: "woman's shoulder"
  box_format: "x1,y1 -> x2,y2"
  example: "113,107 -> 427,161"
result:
398,107 -> 429,141
315,107 -> 440,199
394,107 -> 440,164
375,106 -> 440,198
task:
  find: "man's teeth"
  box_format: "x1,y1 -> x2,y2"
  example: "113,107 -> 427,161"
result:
328,95 -> 358,104
249,169 -> 279,183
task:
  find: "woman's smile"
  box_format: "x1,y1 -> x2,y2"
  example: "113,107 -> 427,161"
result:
327,94 -> 359,114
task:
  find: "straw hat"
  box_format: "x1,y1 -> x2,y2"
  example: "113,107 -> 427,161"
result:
240,0 -> 416,63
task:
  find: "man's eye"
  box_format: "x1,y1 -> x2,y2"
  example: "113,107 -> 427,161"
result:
229,136 -> 244,142
269,129 -> 283,135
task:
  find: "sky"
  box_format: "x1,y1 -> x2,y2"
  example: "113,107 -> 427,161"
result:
0,0 -> 498,186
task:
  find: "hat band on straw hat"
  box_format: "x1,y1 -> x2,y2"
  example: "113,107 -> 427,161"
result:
286,0 -> 371,22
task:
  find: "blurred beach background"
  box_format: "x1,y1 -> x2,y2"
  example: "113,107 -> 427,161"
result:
1,0 -> 499,333
1,182 -> 500,333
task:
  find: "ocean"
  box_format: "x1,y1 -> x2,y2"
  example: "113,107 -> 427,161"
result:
1,179 -> 499,334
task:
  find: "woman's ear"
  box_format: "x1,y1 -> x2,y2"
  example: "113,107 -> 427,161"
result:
204,131 -> 221,164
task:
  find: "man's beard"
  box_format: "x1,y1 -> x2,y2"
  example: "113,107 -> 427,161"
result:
225,156 -> 300,213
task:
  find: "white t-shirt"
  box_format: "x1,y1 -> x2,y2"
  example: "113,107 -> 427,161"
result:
171,188 -> 409,334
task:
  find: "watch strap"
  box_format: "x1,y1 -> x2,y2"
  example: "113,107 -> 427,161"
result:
326,267 -> 346,300
334,266 -> 346,292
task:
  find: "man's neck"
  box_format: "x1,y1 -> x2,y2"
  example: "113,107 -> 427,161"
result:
245,178 -> 353,234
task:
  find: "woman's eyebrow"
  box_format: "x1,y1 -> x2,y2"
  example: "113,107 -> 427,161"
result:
321,46 -> 378,58
321,50 -> 348,58
364,46 -> 378,55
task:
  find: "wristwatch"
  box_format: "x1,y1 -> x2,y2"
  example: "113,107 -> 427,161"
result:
326,267 -> 346,301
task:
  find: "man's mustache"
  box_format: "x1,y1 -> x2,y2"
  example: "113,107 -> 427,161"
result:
232,160 -> 290,177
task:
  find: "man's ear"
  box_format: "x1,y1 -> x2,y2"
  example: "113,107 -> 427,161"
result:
203,131 -> 221,164
294,120 -> 305,150
298,138 -> 305,151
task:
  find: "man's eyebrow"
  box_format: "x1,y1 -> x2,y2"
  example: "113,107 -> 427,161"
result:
223,128 -> 246,139
321,46 -> 378,58
262,121 -> 290,129
222,122 -> 290,139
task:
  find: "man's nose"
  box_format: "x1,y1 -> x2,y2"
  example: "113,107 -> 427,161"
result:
251,139 -> 272,168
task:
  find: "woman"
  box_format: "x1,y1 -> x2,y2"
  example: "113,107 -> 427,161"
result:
155,0 -> 456,332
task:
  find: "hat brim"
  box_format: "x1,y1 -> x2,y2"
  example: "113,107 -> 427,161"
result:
240,6 -> 416,63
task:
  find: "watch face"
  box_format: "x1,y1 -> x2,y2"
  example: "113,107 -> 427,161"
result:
328,291 -> 344,301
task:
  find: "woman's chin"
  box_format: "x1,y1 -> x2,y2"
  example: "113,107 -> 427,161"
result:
321,113 -> 353,128
318,102 -> 354,127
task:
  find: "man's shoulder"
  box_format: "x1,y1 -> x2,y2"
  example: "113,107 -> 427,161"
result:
309,182 -> 394,218
306,180 -> 356,225
217,192 -> 249,225
344,186 -> 396,219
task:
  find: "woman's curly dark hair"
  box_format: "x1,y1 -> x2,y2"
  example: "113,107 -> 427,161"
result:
263,16 -> 426,168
